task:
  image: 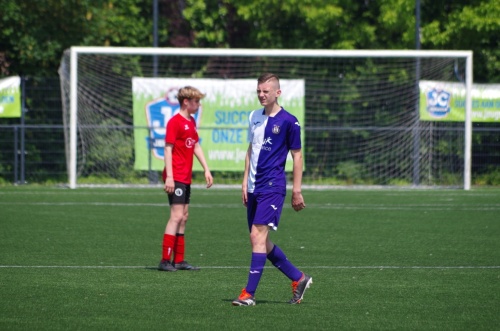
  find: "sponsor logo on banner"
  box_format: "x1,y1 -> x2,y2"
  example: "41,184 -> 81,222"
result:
425,87 -> 451,119
419,80 -> 500,122
145,87 -> 201,159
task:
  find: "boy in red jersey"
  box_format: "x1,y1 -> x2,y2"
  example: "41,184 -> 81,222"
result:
158,86 -> 213,272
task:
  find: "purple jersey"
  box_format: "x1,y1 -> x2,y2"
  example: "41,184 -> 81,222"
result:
247,107 -> 302,194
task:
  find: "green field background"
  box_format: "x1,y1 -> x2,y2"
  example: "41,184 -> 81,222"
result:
0,186 -> 499,330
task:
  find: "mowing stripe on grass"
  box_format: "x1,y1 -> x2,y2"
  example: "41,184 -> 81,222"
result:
0,265 -> 499,269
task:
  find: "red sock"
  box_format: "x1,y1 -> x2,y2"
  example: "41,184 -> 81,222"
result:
173,233 -> 185,264
162,234 -> 176,261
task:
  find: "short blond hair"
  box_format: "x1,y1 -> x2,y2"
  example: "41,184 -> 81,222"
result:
177,86 -> 205,104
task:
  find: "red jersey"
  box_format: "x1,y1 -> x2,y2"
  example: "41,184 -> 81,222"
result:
162,113 -> 198,184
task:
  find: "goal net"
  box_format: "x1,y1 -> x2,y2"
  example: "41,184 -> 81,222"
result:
59,47 -> 473,189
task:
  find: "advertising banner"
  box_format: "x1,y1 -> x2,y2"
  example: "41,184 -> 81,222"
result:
0,76 -> 21,118
132,78 -> 305,171
419,80 -> 500,122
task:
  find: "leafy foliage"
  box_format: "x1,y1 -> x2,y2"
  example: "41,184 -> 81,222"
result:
0,0 -> 498,82
420,0 -> 500,83
0,0 -> 157,76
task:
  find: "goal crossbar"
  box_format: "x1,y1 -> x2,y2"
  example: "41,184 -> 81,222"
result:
70,46 -> 472,58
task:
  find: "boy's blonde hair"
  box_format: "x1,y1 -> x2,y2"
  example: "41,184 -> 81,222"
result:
177,86 -> 205,104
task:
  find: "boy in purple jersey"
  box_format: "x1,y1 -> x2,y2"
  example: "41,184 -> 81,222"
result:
232,73 -> 312,306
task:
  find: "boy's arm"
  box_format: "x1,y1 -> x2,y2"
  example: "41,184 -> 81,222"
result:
194,142 -> 213,188
164,144 -> 175,193
290,149 -> 306,212
242,143 -> 252,207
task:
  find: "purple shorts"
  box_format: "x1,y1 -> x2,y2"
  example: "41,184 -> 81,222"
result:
246,192 -> 285,231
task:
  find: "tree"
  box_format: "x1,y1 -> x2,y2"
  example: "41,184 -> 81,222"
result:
181,0 -> 498,82
0,0 -> 160,77
420,0 -> 500,83
1,0 -> 498,82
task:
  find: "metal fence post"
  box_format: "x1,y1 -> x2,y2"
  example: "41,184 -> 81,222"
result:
20,76 -> 26,184
14,126 -> 18,184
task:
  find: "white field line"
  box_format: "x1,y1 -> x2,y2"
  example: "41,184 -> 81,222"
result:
0,265 -> 499,269
1,189 -> 500,197
0,201 -> 499,211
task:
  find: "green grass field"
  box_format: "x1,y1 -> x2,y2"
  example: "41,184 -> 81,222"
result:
0,186 -> 499,330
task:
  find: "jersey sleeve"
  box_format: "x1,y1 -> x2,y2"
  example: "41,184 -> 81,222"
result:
247,110 -> 256,142
287,116 -> 302,150
165,117 -> 178,145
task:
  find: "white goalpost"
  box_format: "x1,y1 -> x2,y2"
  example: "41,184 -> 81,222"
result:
59,47 -> 473,189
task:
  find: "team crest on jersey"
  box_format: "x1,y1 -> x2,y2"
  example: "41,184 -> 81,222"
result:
175,188 -> 183,196
272,125 -> 280,134
144,87 -> 201,160
185,138 -> 196,148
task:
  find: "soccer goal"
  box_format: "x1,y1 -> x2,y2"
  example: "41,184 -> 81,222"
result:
59,47 -> 473,189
